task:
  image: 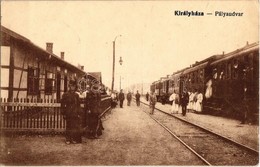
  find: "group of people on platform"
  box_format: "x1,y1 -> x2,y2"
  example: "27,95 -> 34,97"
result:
110,89 -> 157,115
61,80 -> 104,145
111,89 -> 141,108
169,89 -> 203,116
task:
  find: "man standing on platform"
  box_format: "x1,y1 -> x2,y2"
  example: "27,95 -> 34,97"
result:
119,89 -> 125,108
149,91 -> 157,115
126,91 -> 132,106
85,85 -> 101,139
180,89 -> 189,116
61,79 -> 82,144
146,92 -> 149,101
135,90 -> 141,106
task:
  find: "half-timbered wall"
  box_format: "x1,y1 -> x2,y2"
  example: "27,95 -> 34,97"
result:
1,46 -> 10,98
1,29 -> 85,101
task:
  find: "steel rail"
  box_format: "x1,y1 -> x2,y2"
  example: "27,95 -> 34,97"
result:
145,110 -> 212,166
139,99 -> 259,155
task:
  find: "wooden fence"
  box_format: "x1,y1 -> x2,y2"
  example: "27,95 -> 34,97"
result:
0,96 -> 112,133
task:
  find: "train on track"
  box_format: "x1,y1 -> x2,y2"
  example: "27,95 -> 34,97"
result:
150,42 -> 259,122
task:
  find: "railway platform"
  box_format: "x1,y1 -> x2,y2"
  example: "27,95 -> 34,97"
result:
139,97 -> 259,151
1,100 -> 258,165
1,103 -> 205,166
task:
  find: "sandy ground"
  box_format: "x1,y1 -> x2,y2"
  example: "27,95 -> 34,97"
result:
0,104 -> 206,166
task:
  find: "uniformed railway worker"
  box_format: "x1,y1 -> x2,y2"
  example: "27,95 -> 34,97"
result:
61,80 -> 82,144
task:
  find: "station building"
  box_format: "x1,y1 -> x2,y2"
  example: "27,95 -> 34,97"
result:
0,26 -> 100,101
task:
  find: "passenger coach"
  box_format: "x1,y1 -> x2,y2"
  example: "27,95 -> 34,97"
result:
150,42 -> 259,121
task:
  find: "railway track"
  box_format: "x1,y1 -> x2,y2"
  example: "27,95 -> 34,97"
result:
138,100 -> 259,166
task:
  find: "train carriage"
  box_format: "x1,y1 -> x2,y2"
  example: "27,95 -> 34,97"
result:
206,42 -> 259,121
150,41 -> 259,122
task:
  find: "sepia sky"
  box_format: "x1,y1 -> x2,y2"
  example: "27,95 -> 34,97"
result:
1,1 -> 259,90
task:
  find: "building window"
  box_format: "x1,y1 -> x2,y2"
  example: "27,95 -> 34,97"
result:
28,67 -> 39,95
64,76 -> 68,92
45,71 -> 56,95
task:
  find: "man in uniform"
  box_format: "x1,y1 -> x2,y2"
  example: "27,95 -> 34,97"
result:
61,79 -> 82,144
119,89 -> 125,108
135,90 -> 141,106
180,89 -> 189,116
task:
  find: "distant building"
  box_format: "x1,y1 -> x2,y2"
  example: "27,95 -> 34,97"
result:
0,26 -> 101,101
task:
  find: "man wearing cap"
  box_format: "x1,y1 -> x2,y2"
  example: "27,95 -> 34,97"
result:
61,79 -> 82,144
180,89 -> 189,116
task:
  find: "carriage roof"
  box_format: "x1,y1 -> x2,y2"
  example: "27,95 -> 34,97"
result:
211,42 -> 259,65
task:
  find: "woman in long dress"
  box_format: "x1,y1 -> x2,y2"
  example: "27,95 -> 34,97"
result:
195,91 -> 203,113
187,91 -> 193,112
169,91 -> 179,114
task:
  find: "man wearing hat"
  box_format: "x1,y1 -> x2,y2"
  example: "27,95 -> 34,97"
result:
85,83 -> 102,139
118,89 -> 125,108
61,79 -> 82,144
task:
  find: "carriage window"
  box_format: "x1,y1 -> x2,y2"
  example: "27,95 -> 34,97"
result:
219,64 -> 225,80
188,75 -> 191,83
191,72 -> 194,83
232,59 -> 239,79
227,62 -> 231,79
199,69 -> 204,82
213,68 -> 218,80
28,67 -> 39,95
244,55 -> 249,65
193,71 -> 197,83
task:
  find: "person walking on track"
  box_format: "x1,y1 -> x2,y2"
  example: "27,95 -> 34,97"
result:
149,91 -> 157,114
135,90 -> 141,106
119,89 -> 125,108
61,79 -> 82,144
127,91 -> 132,106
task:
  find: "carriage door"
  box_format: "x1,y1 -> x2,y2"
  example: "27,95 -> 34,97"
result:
56,73 -> 61,101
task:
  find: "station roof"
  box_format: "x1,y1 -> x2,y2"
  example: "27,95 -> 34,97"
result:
1,25 -> 86,76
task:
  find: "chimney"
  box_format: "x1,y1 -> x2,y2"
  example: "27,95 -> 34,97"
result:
46,43 -> 53,53
81,66 -> 84,70
60,52 -> 65,60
